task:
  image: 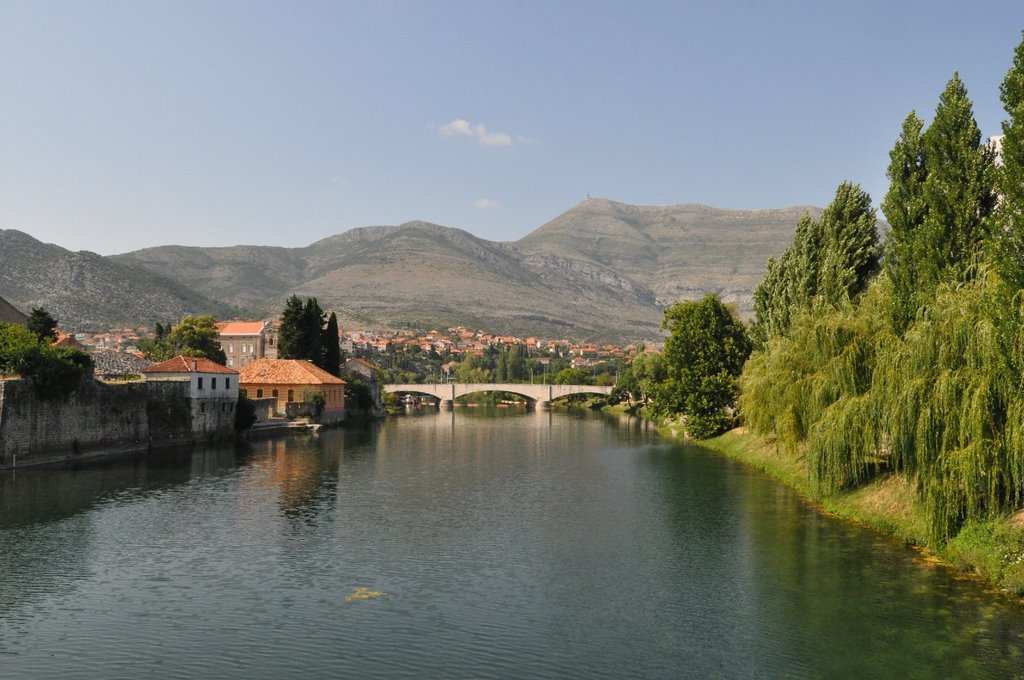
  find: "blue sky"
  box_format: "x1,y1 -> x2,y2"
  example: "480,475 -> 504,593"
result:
1,1 -> 1022,255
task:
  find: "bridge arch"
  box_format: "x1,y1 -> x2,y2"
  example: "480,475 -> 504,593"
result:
384,383 -> 613,409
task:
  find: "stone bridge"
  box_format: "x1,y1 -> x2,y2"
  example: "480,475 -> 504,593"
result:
384,383 -> 613,409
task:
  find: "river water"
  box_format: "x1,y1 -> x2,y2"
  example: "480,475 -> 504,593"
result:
2,407 -> 1024,678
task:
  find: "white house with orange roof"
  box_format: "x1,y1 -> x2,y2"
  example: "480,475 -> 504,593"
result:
216,320 -> 279,368
142,356 -> 239,437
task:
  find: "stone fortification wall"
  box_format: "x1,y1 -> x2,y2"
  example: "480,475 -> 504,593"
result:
0,377 -> 194,467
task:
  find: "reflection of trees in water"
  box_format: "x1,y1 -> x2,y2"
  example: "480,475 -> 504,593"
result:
0,444 -> 243,628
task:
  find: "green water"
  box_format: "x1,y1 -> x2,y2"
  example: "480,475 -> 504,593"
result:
1,407 -> 1023,678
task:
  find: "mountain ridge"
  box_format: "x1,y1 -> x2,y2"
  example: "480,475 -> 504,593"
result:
3,199 -> 823,340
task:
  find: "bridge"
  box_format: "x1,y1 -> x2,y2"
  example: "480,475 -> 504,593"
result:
384,383 -> 613,409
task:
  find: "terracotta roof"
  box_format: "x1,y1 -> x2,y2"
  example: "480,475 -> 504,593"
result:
216,321 -> 267,335
52,332 -> 84,349
239,358 -> 345,385
142,356 -> 238,375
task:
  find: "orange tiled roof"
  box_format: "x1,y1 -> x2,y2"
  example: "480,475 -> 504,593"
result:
143,356 -> 238,374
216,321 -> 267,335
238,358 -> 345,386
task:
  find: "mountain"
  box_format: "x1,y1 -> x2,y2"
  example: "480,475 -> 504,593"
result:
5,199 -> 817,340
0,229 -> 237,330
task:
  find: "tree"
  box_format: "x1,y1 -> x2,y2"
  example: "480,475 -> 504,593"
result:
993,32 -> 1024,289
881,111 -> 929,334
0,322 -> 90,399
27,307 -> 58,342
919,73 -> 997,287
322,312 -> 341,377
277,295 -> 305,360
653,295 -> 751,439
816,182 -> 879,308
139,315 -> 226,364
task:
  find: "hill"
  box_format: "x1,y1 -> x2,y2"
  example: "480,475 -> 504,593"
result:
0,229 -> 237,331
5,199 -> 818,340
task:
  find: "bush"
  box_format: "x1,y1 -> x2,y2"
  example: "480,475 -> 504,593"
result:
235,393 -> 257,432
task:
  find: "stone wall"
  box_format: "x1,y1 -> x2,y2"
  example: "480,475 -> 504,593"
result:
0,376 -> 227,468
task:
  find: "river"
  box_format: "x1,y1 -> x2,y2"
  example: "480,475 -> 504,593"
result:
1,407 -> 1024,678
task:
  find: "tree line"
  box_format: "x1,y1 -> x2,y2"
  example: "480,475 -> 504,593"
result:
739,33 -> 1024,541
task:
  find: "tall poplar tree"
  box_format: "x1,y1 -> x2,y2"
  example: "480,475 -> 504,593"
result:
816,182 -> 879,308
993,32 -> 1024,289
881,112 -> 929,334
919,73 -> 997,286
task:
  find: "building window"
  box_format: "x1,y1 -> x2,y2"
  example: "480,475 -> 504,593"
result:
228,343 -> 233,353
257,389 -> 263,398
226,378 -> 231,389
212,377 -> 217,390
201,402 -> 206,413
227,358 -> 233,367
272,389 -> 278,398
198,377 -> 204,390
288,389 -> 294,402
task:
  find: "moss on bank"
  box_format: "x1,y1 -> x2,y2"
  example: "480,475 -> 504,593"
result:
694,427 -> 1024,598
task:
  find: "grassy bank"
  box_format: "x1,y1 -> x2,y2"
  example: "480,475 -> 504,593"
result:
693,427 -> 1024,598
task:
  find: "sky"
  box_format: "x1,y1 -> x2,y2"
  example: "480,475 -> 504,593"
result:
1,1 -> 1022,255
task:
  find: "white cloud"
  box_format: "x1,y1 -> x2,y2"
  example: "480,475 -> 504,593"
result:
440,118 -> 513,147
475,198 -> 499,209
440,118 -> 473,137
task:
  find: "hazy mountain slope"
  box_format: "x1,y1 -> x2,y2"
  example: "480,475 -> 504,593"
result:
0,230 -> 237,330
515,199 -> 819,313
27,198 -> 816,340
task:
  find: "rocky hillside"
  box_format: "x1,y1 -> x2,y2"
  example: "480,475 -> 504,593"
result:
4,199 -> 820,340
0,229 -> 236,330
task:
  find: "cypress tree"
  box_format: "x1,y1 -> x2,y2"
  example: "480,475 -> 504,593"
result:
300,298 -> 325,365
278,295 -> 305,359
322,311 -> 341,376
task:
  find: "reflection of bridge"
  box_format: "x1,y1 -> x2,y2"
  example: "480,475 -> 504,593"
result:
383,383 -> 613,409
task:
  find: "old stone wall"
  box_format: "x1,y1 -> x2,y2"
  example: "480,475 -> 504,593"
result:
0,377 -> 199,467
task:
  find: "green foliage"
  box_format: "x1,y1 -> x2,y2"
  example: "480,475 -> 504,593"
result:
751,183 -> 879,344
322,312 -> 342,377
344,374 -> 375,413
279,296 -> 338,374
654,295 -> 750,438
26,307 -> 58,342
301,388 -> 327,418
882,111 -> 929,334
139,315 -> 226,364
918,74 -> 997,288
235,393 -> 257,432
552,367 -> 591,385
0,322 -> 90,399
992,32 -> 1024,289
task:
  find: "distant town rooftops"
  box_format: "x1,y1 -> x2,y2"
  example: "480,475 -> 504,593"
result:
143,356 -> 238,375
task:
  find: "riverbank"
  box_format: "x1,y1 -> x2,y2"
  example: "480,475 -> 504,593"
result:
693,426 -> 1024,599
